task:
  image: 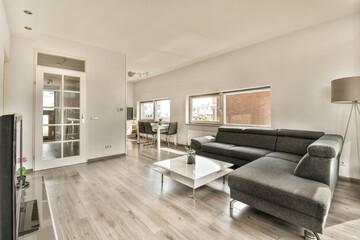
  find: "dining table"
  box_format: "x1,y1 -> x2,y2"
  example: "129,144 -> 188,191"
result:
151,122 -> 169,151
136,122 -> 170,151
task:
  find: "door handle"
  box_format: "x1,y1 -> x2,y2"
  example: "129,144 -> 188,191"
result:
82,114 -> 85,123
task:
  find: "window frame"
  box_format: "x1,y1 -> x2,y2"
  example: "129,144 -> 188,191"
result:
139,100 -> 155,121
138,98 -> 171,122
155,99 -> 171,122
189,93 -> 222,124
187,86 -> 270,127
223,87 -> 271,127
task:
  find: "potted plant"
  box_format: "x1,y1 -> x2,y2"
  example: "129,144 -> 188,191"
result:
159,118 -> 163,125
185,146 -> 196,164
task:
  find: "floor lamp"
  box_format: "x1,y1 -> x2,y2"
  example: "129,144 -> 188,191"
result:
331,76 -> 360,165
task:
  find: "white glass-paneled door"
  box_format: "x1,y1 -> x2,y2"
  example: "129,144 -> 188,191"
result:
35,66 -> 86,171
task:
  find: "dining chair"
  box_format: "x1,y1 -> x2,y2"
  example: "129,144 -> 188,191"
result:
143,122 -> 157,146
161,122 -> 178,147
137,121 -> 148,144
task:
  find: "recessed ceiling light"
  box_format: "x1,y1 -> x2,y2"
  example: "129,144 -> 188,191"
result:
24,10 -> 33,15
24,26 -> 32,31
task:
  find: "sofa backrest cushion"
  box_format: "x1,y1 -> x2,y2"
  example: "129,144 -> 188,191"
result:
215,127 -> 278,151
218,126 -> 245,133
276,129 -> 325,156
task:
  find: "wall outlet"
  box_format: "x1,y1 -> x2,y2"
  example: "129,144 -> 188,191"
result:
340,161 -> 345,166
105,145 -> 112,149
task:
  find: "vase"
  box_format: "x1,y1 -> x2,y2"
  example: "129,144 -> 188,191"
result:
187,150 -> 196,164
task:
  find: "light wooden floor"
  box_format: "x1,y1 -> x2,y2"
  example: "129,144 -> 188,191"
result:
31,139 -> 360,240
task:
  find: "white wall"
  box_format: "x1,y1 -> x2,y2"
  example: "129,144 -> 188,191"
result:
0,0 -> 10,115
134,14 -> 360,179
4,34 -> 126,169
127,82 -> 135,108
0,49 -> 4,115
0,0 -> 10,57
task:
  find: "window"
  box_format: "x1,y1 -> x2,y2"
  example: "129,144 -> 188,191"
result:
140,101 -> 154,120
155,99 -> 170,121
139,99 -> 170,121
188,86 -> 270,126
190,94 -> 221,123
224,88 -> 271,126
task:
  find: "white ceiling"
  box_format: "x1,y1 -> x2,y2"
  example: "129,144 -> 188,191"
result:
4,0 -> 360,81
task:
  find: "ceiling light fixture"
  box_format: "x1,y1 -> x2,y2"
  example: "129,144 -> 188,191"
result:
24,10 -> 33,15
24,26 -> 32,30
128,71 -> 149,78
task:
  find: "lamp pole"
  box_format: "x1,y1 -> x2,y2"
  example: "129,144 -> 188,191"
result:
340,101 -> 360,172
343,101 -> 356,144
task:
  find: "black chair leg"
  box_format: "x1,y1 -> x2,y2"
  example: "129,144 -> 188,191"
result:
138,134 -> 149,144
143,134 -> 156,146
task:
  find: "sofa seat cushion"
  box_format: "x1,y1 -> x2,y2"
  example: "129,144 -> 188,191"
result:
266,152 -> 303,163
228,157 -> 332,219
227,146 -> 272,161
202,142 -> 234,155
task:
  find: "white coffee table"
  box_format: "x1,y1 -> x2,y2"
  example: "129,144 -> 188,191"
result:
153,155 -> 233,200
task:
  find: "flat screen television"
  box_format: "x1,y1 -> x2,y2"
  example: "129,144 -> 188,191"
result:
127,107 -> 134,120
0,114 -> 23,240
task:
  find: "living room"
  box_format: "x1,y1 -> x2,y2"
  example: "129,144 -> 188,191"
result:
0,0 -> 360,240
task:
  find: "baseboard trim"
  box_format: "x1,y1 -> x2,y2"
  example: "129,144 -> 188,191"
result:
339,176 -> 360,184
87,154 -> 126,163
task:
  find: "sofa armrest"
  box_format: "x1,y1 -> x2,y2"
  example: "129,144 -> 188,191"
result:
295,134 -> 343,187
307,134 -> 343,158
191,136 -> 215,151
294,154 -> 332,186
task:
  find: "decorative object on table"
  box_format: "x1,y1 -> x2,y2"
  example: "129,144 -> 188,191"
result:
158,118 -> 163,125
185,146 -> 196,164
16,157 -> 29,189
331,76 -> 360,164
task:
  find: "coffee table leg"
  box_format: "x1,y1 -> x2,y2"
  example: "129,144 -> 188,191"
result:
223,176 -> 226,184
161,174 -> 164,187
193,188 -> 196,200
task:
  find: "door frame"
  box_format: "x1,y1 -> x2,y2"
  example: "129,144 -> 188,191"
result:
34,65 -> 87,171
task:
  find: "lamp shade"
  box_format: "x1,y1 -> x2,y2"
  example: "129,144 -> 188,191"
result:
331,76 -> 360,103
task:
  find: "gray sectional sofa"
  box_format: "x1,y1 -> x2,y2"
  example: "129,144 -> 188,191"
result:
191,127 -> 343,239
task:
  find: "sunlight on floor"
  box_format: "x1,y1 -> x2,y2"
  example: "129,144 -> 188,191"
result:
160,147 -> 185,155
